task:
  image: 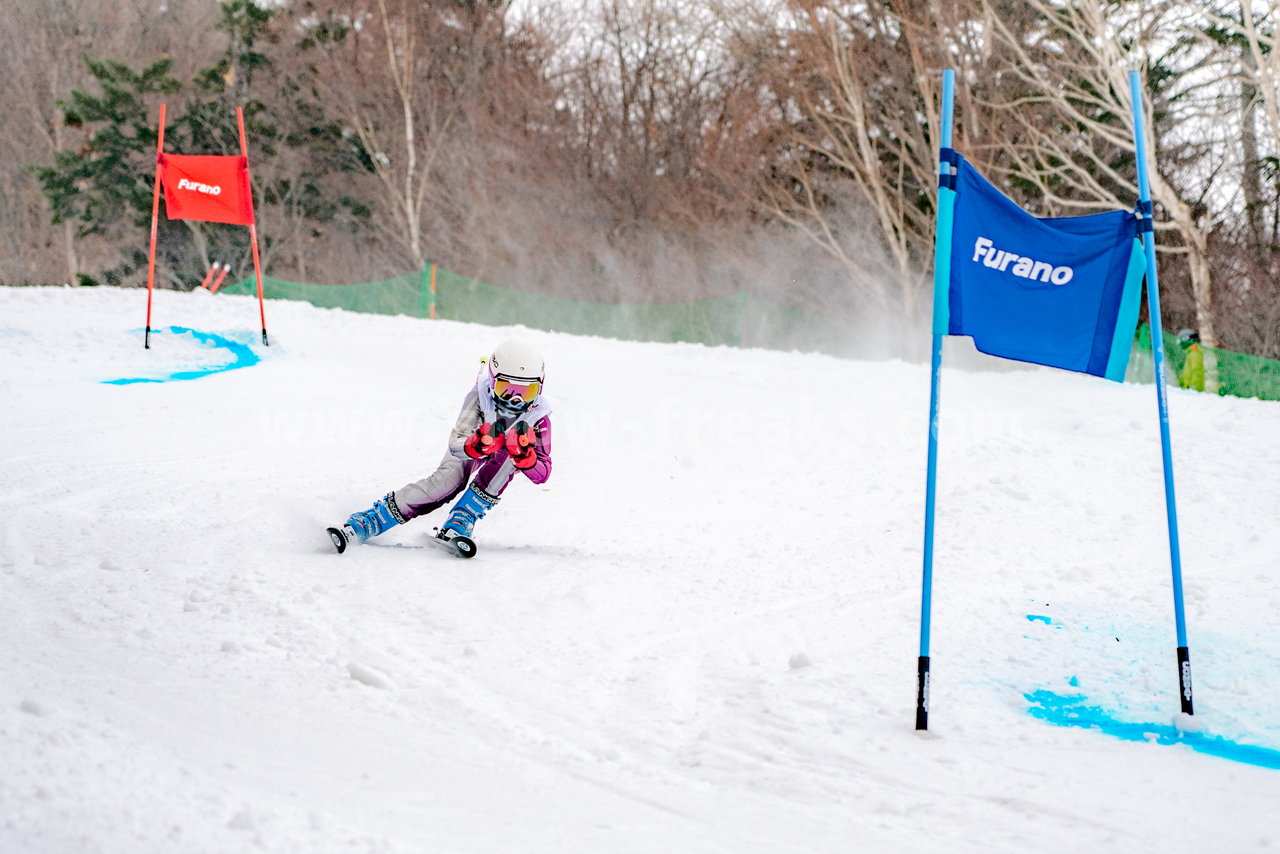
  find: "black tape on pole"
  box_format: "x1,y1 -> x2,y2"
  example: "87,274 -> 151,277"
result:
916,656 -> 930,731
1177,646 -> 1194,715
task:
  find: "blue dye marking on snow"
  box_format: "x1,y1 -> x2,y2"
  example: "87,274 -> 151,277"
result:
1026,614 -> 1052,624
1026,690 -> 1280,770
103,327 -> 259,385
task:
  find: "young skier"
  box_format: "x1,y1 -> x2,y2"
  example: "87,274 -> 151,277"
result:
327,339 -> 552,557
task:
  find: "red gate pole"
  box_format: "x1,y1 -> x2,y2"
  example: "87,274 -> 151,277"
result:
208,262 -> 232,294
144,103 -> 167,349
197,261 -> 219,291
237,107 -> 269,346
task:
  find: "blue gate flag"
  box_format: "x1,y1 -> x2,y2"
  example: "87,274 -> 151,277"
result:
935,151 -> 1146,381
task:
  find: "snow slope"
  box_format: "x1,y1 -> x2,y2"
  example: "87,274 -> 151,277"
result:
1,285 -> 1278,854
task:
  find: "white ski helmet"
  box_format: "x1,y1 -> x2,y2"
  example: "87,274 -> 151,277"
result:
488,339 -> 545,413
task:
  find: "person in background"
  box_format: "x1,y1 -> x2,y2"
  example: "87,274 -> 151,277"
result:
1176,328 -> 1205,392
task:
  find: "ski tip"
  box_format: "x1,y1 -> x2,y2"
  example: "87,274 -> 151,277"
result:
326,526 -> 348,554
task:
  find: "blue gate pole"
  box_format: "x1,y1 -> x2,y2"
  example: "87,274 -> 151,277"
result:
1128,70 -> 1194,716
917,68 -> 956,731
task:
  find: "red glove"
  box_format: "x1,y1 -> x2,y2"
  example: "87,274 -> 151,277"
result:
506,421 -> 538,469
464,419 -> 508,459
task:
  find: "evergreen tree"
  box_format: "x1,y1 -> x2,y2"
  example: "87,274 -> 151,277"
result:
30,0 -> 366,287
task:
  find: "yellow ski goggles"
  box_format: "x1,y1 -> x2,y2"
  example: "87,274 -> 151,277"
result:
493,376 -> 541,407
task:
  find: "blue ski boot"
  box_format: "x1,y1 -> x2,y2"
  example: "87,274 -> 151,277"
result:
438,483 -> 499,541
327,493 -> 405,554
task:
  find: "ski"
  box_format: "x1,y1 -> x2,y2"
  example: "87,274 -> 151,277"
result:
326,526 -> 351,554
429,529 -> 478,559
326,524 -> 476,559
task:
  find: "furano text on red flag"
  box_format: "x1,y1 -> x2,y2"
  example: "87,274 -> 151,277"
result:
158,154 -> 255,226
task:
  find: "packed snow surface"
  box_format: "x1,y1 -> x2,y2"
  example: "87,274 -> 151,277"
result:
2,285 -> 1278,853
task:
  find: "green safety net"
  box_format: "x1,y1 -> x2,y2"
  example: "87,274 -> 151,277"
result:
1128,323 -> 1280,402
219,267 -> 851,354
219,271 -> 429,317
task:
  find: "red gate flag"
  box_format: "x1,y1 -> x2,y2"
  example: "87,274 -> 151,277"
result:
145,104 -> 269,349
158,153 -> 255,225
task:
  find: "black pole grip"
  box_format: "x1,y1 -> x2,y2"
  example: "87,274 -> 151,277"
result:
916,656 -> 930,731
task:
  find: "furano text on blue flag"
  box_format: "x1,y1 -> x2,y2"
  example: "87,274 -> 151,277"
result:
970,236 -> 1074,285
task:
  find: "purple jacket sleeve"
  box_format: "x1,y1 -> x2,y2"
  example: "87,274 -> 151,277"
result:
522,417 -> 553,484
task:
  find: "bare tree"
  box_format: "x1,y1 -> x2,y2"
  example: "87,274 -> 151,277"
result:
0,0 -> 220,284
290,0 -> 456,273
741,0 -> 964,323
1185,1 -> 1280,357
464,0 -> 767,303
1189,2 -> 1280,250
1211,1 -> 1280,173
559,0 -> 761,228
285,0 -> 570,284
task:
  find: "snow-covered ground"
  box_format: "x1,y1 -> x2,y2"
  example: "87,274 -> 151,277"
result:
1,285 -> 1278,854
